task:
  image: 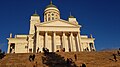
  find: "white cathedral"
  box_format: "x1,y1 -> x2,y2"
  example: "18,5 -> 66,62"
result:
7,1 -> 96,53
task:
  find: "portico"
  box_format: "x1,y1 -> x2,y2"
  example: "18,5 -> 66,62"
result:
35,31 -> 81,52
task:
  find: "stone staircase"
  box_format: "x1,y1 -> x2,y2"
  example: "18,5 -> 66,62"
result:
0,53 -> 43,67
0,51 -> 120,67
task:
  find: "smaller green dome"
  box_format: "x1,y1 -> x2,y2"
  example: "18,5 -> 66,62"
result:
32,11 -> 39,16
32,14 -> 39,16
69,15 -> 75,18
46,1 -> 57,9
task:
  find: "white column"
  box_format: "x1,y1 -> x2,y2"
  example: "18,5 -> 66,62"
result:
93,43 -> 96,51
7,43 -> 10,53
70,33 -> 74,51
45,32 -> 48,48
87,42 -> 91,51
63,33 -> 69,52
53,32 -> 56,52
76,34 -> 80,52
62,33 -> 65,48
78,32 -> 82,51
36,31 -> 39,52
72,33 -> 76,52
15,43 -> 17,53
39,34 -> 44,52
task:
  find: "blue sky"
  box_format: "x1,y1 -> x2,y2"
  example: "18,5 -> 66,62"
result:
0,0 -> 120,52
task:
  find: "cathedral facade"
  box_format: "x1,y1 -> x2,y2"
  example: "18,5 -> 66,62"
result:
7,2 -> 96,53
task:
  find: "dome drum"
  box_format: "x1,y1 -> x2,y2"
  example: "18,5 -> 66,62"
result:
44,2 -> 60,22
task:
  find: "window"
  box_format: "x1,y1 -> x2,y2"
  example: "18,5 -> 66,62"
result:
29,49 -> 32,53
52,17 -> 54,20
48,14 -> 50,16
52,13 -> 54,16
48,17 -> 50,21
25,46 -> 28,48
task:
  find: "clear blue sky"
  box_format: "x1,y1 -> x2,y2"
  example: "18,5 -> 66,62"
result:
0,0 -> 120,52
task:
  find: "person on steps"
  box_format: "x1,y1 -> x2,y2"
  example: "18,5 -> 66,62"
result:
113,54 -> 117,62
74,54 -> 77,61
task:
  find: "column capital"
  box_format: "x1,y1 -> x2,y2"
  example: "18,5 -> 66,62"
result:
45,31 -> 48,33
63,32 -> 65,35
53,32 -> 56,33
70,32 -> 73,36
53,32 -> 56,52
53,32 -> 56,36
45,31 -> 48,48
45,31 -> 48,35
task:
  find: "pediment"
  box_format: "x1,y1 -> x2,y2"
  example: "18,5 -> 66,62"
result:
36,19 -> 80,27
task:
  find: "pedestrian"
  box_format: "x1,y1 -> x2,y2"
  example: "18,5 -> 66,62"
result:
43,47 -> 45,52
32,54 -> 35,61
67,58 -> 70,67
74,54 -> 77,61
69,58 -> 73,64
37,47 -> 39,53
29,55 -> 32,62
69,48 -> 71,52
81,63 -> 86,67
113,54 -> 117,62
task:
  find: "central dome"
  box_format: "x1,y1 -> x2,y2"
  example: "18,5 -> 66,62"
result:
46,1 -> 57,9
44,1 -> 60,22
44,1 -> 59,12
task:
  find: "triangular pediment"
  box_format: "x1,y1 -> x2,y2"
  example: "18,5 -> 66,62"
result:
36,19 -> 81,27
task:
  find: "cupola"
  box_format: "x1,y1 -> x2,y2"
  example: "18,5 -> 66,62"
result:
44,1 -> 60,22
68,12 -> 78,24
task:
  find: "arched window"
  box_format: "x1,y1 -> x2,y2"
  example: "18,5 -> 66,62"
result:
52,17 -> 54,20
48,17 -> 50,21
48,14 -> 50,16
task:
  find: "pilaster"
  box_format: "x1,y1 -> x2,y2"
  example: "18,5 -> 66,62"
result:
87,42 -> 91,51
78,32 -> 82,51
53,32 -> 56,52
63,33 -> 69,52
45,32 -> 48,48
76,34 -> 80,52
7,43 -> 10,53
36,31 -> 39,52
70,33 -> 74,51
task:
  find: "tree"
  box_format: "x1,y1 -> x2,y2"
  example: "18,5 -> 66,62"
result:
0,49 -> 5,59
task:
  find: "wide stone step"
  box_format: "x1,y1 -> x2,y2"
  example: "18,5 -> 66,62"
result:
0,51 -> 120,67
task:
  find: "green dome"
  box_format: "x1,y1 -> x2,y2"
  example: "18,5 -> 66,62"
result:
32,13 -> 39,16
32,11 -> 39,16
68,12 -> 75,18
46,1 -> 57,9
69,15 -> 75,18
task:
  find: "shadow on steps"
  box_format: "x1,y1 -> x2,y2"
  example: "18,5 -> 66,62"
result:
42,52 -> 78,67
